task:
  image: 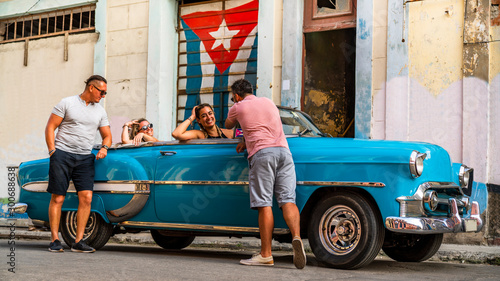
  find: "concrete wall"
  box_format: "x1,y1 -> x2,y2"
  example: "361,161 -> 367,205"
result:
379,0 -> 498,185
371,0 -> 388,140
0,33 -> 98,198
256,0 -> 282,103
105,0 -> 150,143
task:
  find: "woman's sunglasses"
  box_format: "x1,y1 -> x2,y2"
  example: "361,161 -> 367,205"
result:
139,123 -> 153,131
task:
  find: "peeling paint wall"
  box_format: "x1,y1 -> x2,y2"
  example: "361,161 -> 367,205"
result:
381,0 -> 497,186
378,0 -> 498,244
303,28 -> 356,137
0,33 -> 98,198
409,1 -> 464,96
406,0 -> 465,163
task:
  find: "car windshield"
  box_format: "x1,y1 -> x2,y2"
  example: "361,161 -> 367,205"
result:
279,108 -> 324,137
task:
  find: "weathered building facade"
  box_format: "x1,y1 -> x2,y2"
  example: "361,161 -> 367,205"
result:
1,0 -> 498,243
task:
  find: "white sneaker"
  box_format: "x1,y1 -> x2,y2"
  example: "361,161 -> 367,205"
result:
292,237 -> 306,269
240,253 -> 274,266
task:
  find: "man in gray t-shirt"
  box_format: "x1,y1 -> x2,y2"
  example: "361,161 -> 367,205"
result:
45,75 -> 112,253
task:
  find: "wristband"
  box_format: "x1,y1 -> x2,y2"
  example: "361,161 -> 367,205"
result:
49,149 -> 55,155
101,145 -> 109,150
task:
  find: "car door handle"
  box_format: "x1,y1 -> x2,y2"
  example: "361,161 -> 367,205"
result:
160,151 -> 177,156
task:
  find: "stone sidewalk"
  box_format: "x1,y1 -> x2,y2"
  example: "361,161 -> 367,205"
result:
1,224 -> 500,265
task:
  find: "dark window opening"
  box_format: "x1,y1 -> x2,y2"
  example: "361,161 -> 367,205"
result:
318,0 -> 337,10
0,5 -> 96,43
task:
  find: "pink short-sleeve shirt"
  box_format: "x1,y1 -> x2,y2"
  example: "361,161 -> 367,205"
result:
227,95 -> 288,158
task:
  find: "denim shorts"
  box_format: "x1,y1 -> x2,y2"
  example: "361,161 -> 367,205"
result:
248,147 -> 296,209
47,149 -> 95,196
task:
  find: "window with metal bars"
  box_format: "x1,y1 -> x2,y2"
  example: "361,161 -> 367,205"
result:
0,5 -> 96,43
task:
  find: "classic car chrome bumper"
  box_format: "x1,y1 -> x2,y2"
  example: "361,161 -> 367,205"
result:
12,203 -> 28,214
385,199 -> 483,234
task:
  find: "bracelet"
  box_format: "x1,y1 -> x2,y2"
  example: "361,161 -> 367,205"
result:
101,145 -> 109,150
49,149 -> 55,155
187,116 -> 194,122
123,125 -> 129,129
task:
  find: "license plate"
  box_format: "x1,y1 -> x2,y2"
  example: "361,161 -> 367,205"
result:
463,219 -> 477,232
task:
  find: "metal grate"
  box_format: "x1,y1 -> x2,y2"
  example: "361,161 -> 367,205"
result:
0,5 -> 96,43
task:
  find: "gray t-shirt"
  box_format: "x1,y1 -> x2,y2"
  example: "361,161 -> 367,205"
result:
52,95 -> 109,154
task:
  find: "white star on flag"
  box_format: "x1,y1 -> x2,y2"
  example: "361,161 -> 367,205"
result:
209,19 -> 240,51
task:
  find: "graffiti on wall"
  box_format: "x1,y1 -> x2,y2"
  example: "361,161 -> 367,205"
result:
178,0 -> 258,127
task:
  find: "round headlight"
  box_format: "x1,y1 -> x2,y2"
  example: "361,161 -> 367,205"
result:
410,151 -> 426,178
459,165 -> 472,188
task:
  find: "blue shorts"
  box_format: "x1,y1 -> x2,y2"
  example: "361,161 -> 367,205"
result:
248,147 -> 296,209
47,149 -> 95,196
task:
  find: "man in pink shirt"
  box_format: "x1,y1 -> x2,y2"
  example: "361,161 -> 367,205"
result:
225,79 -> 306,269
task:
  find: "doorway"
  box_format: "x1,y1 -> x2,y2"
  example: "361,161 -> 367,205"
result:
303,28 -> 356,137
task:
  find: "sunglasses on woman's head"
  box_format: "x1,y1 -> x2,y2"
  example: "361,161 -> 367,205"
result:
139,123 -> 153,131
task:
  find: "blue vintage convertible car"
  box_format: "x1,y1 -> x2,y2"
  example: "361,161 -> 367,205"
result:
15,107 -> 486,269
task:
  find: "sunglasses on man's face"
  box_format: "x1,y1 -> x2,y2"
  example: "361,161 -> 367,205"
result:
139,123 -> 153,131
93,85 -> 107,96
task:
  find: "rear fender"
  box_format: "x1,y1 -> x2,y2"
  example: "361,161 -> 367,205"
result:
61,194 -> 109,223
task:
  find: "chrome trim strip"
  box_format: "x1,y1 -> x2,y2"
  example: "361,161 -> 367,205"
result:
13,203 -> 28,214
106,193 -> 150,223
21,181 -> 152,193
31,219 -> 49,227
155,180 -> 249,185
23,179 -> 386,189
118,221 -> 290,235
106,139 -> 242,150
297,181 -> 385,187
155,180 -> 385,187
386,199 -> 483,234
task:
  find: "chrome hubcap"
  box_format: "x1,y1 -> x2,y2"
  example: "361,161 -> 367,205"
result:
319,205 -> 361,255
64,211 -> 96,240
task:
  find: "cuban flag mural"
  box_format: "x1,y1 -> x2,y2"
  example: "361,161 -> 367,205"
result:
178,0 -> 258,127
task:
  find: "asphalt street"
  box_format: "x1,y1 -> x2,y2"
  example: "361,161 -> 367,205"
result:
2,239 -> 500,281
1,225 -> 500,266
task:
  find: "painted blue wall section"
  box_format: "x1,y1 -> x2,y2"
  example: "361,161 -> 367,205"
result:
0,203 -> 29,219
355,0 -> 374,139
387,0 -> 409,79
0,0 -> 96,19
244,35 -> 259,90
181,19 -> 203,122
385,0 -> 410,141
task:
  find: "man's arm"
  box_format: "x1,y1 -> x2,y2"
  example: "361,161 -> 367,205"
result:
225,106 -> 238,129
141,134 -> 159,142
225,118 -> 236,129
45,114 -> 63,156
97,126 -> 112,160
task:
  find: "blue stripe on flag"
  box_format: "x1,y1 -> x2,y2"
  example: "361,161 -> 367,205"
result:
181,19 -> 201,121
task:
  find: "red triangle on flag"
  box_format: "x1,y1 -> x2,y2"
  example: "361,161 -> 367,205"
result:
181,0 -> 258,73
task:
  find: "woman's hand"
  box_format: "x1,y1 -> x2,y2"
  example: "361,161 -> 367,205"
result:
190,106 -> 197,121
133,133 -> 144,146
172,106 -> 203,140
124,120 -> 139,128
